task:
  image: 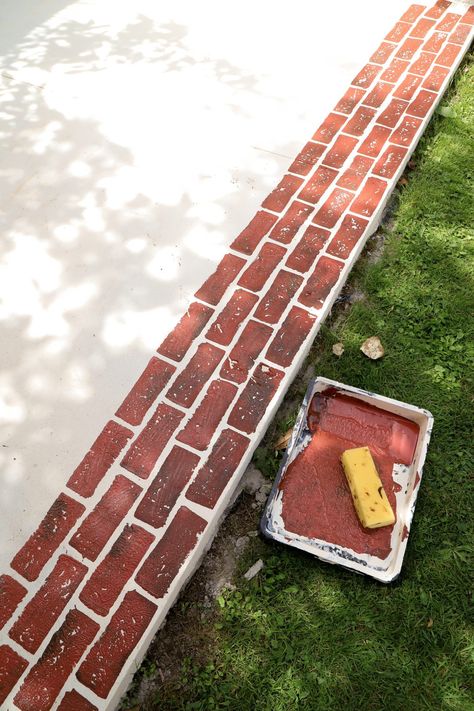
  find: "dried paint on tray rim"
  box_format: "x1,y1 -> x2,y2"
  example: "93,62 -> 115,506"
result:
261,377 -> 434,583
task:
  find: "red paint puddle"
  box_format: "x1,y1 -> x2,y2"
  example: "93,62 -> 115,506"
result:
280,389 -> 419,559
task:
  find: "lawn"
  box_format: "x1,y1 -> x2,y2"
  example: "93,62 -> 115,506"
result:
132,55 -> 474,711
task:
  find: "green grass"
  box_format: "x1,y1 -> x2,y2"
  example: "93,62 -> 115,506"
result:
141,57 -> 474,711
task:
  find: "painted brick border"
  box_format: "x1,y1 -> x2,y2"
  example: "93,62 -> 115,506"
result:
1,3 -> 473,709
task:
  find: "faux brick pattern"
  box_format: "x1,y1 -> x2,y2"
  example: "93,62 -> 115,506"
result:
254,270 -> 303,324
285,225 -> 330,274
0,575 -> 26,631
1,5 -> 471,706
298,256 -> 345,309
268,200 -> 313,244
195,253 -> 246,305
79,524 -> 154,616
157,302 -> 214,362
227,363 -> 284,434
14,610 -> 99,711
115,357 -> 176,427
135,446 -> 200,528
67,420 -> 133,497
231,210 -> 277,255
186,429 -> 250,509
265,306 -> 316,368
205,289 -> 258,346
11,494 -> 85,582
136,507 -> 207,598
177,379 -> 238,450
0,645 -> 28,705
121,403 -> 184,478
77,591 -> 157,699
220,320 -> 272,384
70,475 -> 142,561
9,555 -> 87,653
166,342 -> 225,407
57,690 -> 98,711
261,174 -> 303,213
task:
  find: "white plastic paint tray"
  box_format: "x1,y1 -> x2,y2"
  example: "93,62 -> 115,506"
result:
261,377 -> 434,583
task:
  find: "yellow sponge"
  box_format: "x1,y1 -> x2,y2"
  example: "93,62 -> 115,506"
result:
341,447 -> 395,529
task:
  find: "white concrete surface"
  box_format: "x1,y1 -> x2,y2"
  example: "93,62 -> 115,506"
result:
0,0 -> 419,570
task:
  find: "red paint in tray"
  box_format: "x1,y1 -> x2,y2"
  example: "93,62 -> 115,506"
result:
279,388 -> 419,559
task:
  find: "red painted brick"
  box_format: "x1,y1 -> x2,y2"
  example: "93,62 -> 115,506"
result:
177,379 -> 237,450
322,134 -> 358,169
424,30 -> 448,52
344,106 -> 376,135
136,507 -> 207,598
69,475 -> 141,561
166,342 -> 225,407
333,87 -> 365,114
437,12 -> 460,32
268,200 -> 313,244
195,254 -> 246,305
265,306 -> 316,368
337,155 -> 373,191
77,591 -> 156,699
67,421 -> 133,498
377,99 -> 409,128
370,41 -> 396,65
186,429 -> 250,508
254,270 -> 303,324
411,17 -> 436,38
449,23 -> 471,45
422,64 -> 450,91
261,174 -> 303,213
9,555 -> 87,654
298,165 -> 338,205
312,113 -> 347,144
373,144 -> 408,179
228,362 -> 284,434
220,320 -> 272,384
425,0 -> 451,20
205,290 -> 258,346
298,256 -> 344,310
57,690 -> 98,711
157,302 -> 214,362
0,645 -> 28,705
410,51 -> 436,76
135,446 -> 199,528
461,5 -> 474,24
351,63 -> 382,88
237,242 -> 287,292
396,37 -> 423,59
393,73 -> 422,100
358,125 -> 391,157
326,214 -> 369,260
285,225 -> 330,273
436,42 -> 462,67
79,524 -> 154,616
0,575 -> 26,631
362,81 -> 393,109
230,210 -> 277,255
385,21 -> 411,43
391,116 -> 423,146
14,610 -> 99,711
350,177 -> 388,217
115,358 -> 175,428
381,58 -> 410,83
313,188 -> 353,229
11,494 -> 85,582
288,141 -> 325,176
400,4 -> 425,23
121,403 -> 184,478
407,89 -> 438,117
